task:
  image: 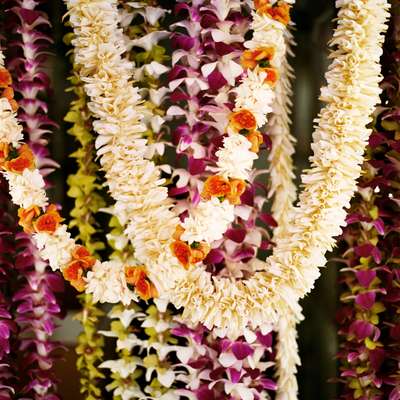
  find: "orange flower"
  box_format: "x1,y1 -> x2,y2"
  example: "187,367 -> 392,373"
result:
173,225 -> 185,241
125,265 -> 147,286
0,143 -> 9,165
72,245 -> 96,269
246,130 -> 264,153
254,1 -> 291,25
170,240 -> 191,269
241,47 -> 275,70
229,109 -> 257,133
135,277 -> 158,301
226,179 -> 247,205
18,205 -> 41,233
63,260 -> 86,291
262,67 -> 279,86
125,266 -> 157,301
4,144 -> 35,173
0,69 -> 12,88
202,175 -> 231,201
33,204 -> 63,233
189,241 -> 211,264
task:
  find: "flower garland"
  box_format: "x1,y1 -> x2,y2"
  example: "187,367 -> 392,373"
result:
261,7 -> 300,399
336,4 -> 400,397
0,177 -> 18,399
64,0 -> 299,334
65,0 -> 389,338
5,2 -> 64,397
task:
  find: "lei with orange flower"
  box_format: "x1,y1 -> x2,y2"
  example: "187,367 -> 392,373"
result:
61,0 -> 390,343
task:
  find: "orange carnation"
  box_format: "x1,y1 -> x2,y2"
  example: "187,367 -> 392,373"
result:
4,144 -> 35,173
246,130 -> 264,153
125,265 -> 146,286
254,0 -> 290,25
71,245 -> 96,269
226,179 -> 247,205
189,241 -> 211,264
63,260 -> 86,291
170,240 -> 191,269
135,277 -> 158,301
241,47 -> 275,70
0,69 -> 12,88
125,266 -> 157,301
18,205 -> 41,233
33,204 -> 63,233
229,109 -> 257,133
202,175 -> 231,201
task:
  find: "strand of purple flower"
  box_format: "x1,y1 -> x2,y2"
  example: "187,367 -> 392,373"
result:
336,5 -> 400,399
167,1 -> 277,397
4,1 -> 64,398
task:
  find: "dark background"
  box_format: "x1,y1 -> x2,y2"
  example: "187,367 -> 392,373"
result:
44,1 -> 339,398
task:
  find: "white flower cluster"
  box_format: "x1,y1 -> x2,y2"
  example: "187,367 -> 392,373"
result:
86,260 -> 137,305
181,198 -> 235,244
0,99 -> 23,146
216,134 -> 257,180
4,169 -> 48,209
33,225 -> 75,271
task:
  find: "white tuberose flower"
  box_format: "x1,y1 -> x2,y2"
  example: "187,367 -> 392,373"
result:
181,198 -> 234,244
216,134 -> 257,180
86,260 -> 137,305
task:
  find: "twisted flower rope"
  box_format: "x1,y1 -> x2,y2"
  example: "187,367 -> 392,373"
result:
62,0 -> 389,340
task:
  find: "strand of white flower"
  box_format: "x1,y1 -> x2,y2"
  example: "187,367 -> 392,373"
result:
64,0 -> 186,298
169,0 -> 389,339
267,24 -> 300,400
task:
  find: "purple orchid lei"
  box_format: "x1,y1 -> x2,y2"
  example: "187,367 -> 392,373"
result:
336,5 -> 400,399
0,177 -> 18,400
4,1 -> 64,398
166,1 -> 277,398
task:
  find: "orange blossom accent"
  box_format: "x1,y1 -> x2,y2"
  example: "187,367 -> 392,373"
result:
202,175 -> 231,201
4,144 -> 35,173
171,240 -> 191,269
254,0 -> 291,25
226,179 -> 247,205
125,266 -> 158,300
18,205 -> 41,234
33,204 -> 63,234
241,47 -> 275,70
246,130 -> 264,153
0,68 -> 12,88
229,109 -> 257,132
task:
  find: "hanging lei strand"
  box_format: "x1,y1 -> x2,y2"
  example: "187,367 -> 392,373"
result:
6,2 -> 64,397
165,1 -> 278,397
97,3 -> 188,399
0,178 -> 17,399
63,32 -> 106,399
336,4 -> 400,398
248,2 -> 300,399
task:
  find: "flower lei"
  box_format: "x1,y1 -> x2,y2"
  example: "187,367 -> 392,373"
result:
336,5 -> 400,398
63,0 -> 389,339
4,2 -> 64,397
